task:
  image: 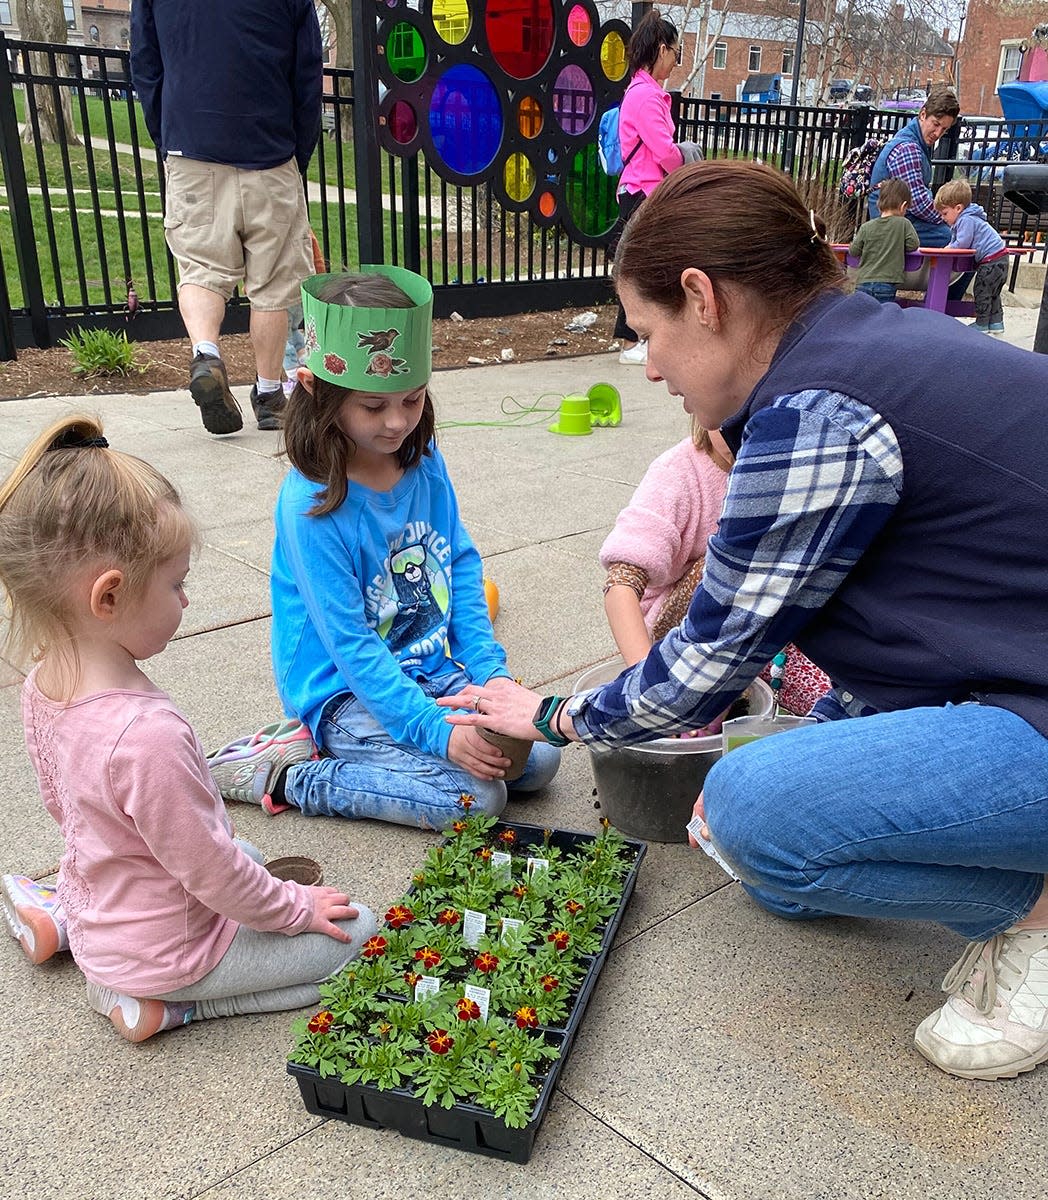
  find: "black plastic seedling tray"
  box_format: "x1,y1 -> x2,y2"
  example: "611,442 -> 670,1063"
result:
288,820 -> 646,1163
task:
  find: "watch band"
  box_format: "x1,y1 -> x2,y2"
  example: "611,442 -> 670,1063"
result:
532,695 -> 570,746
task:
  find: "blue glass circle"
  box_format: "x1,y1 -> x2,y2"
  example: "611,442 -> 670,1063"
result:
429,64 -> 503,176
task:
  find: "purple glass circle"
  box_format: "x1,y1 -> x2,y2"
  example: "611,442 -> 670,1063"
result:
553,64 -> 595,136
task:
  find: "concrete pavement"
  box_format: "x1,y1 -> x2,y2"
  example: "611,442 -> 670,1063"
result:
2,310 -> 1047,1199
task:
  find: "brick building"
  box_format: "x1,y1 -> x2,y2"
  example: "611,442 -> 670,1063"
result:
959,0 -> 1048,116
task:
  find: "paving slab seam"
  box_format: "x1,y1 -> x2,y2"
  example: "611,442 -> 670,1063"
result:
553,1092 -> 714,1198
607,883 -> 737,951
184,1122 -> 328,1200
171,613 -> 272,641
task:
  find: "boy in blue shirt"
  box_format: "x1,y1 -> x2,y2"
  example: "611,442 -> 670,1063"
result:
935,178 -> 1009,334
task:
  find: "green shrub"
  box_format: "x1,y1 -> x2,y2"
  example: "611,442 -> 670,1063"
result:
58,327 -> 144,377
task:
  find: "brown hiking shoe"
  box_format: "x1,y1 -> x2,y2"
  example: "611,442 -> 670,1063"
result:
189,353 -> 243,435
250,383 -> 285,431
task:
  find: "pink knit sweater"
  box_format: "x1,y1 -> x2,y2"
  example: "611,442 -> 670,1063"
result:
22,670 -> 314,995
600,438 -> 729,628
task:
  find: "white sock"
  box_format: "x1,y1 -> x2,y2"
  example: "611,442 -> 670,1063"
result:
193,340 -> 221,360
255,376 -> 282,395
86,982 -> 194,1034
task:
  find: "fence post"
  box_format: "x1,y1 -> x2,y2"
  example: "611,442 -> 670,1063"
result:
351,13 -> 384,264
401,154 -> 421,274
0,239 -> 15,361
0,34 -> 49,348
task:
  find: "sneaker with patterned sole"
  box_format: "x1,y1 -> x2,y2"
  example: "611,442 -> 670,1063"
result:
189,352 -> 243,435
914,926 -> 1048,1080
1,874 -> 69,964
207,718 -> 316,813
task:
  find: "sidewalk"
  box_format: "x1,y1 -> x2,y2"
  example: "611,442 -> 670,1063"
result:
2,325 -> 1047,1200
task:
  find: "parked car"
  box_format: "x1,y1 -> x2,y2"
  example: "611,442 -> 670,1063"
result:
828,78 -> 853,102
879,87 -> 927,113
852,83 -> 873,103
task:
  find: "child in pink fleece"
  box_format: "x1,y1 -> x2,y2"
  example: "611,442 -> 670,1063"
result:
0,415 -> 376,1043
601,422 -> 830,719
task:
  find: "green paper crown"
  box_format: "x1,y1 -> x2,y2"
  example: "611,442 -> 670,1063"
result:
300,265 -> 433,392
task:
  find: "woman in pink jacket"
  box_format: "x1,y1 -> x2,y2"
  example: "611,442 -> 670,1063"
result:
613,10 -> 684,365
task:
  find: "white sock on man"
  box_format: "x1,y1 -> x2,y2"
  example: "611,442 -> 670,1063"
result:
255,376 -> 282,395
192,340 -> 221,360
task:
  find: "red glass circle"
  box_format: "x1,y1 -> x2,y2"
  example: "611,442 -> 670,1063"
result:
486,0 -> 555,80
388,99 -> 417,144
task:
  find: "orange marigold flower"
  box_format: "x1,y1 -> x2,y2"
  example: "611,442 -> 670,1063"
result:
384,904 -> 415,929
436,907 -> 461,926
455,997 -> 482,1021
548,929 -> 570,952
511,884 -> 528,899
427,1029 -> 454,1054
514,1006 -> 538,1029
307,1010 -> 334,1034
414,946 -> 442,969
497,829 -> 517,846
458,793 -> 476,810
474,951 -> 499,974
403,970 -> 421,988
476,846 -> 493,861
362,935 -> 388,958
450,819 -> 468,835
377,1021 -> 392,1036
540,974 -> 559,992
565,899 -> 584,915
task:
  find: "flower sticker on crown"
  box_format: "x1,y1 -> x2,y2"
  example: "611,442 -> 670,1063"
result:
358,326 -> 409,380
365,352 -> 408,379
324,353 -> 347,376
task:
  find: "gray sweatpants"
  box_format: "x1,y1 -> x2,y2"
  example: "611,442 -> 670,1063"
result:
153,840 -> 377,1019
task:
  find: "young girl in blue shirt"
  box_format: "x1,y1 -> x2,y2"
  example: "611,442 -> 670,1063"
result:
209,267 -> 560,828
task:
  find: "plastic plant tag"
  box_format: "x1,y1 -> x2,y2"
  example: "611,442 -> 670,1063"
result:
500,916 -> 523,941
527,857 -> 550,877
491,850 -> 512,882
686,815 -> 740,881
464,983 -> 491,1022
414,975 -> 441,1001
721,714 -> 817,755
462,909 -> 487,948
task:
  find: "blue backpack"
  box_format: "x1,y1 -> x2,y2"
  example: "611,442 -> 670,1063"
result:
597,102 -> 641,176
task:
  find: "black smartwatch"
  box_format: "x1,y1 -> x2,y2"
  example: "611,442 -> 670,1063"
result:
532,695 -> 570,746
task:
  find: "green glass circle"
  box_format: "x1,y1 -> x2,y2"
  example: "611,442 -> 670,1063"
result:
565,142 -> 618,237
504,152 -> 535,203
386,22 -> 426,82
432,0 -> 471,46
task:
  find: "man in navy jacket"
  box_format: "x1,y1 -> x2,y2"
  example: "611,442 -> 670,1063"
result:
131,0 -> 323,434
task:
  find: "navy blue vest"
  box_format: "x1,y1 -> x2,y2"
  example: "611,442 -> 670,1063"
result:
722,291 -> 1048,735
868,118 -> 929,219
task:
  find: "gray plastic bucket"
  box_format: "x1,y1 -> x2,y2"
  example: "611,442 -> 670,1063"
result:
573,659 -> 775,843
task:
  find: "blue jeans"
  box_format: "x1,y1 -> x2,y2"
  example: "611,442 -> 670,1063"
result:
856,281 -> 897,304
703,703 -> 1048,940
284,668 -> 561,830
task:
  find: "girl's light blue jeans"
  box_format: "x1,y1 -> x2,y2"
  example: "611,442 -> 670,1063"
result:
283,669 -> 561,830
703,703 -> 1048,940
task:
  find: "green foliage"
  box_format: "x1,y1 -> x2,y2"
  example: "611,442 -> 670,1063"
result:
289,812 -> 640,1130
58,326 -> 143,377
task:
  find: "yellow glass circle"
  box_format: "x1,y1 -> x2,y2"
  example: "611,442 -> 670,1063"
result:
600,31 -> 627,81
433,0 -> 470,45
517,95 -> 543,139
504,153 -> 535,203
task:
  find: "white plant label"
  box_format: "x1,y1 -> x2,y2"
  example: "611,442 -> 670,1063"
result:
462,908 -> 487,948
526,856 -> 550,877
491,850 -> 512,882
686,816 -> 740,881
414,975 -> 441,1002
500,916 -> 523,941
464,983 -> 491,1022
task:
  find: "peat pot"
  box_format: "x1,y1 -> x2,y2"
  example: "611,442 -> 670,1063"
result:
573,660 -> 776,843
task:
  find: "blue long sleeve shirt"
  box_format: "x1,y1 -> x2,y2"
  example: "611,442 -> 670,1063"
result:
271,447 -> 509,757
130,0 -> 322,171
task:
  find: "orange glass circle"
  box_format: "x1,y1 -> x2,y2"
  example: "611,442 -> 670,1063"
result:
517,96 -> 543,139
539,191 -> 556,218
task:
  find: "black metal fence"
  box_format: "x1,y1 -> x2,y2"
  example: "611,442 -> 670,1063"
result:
1,32 -> 1046,358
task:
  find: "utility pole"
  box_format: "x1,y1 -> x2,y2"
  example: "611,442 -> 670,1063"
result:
789,0 -> 809,105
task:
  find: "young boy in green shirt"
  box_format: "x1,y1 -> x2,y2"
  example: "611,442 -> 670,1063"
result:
849,178 -> 919,303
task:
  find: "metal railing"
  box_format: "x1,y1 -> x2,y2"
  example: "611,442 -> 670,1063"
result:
1,31 -> 1045,358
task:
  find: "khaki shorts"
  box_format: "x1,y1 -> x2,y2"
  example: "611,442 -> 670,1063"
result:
163,156 -> 313,310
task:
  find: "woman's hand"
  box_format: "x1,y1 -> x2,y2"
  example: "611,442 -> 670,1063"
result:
447,725 -> 510,780
437,679 -> 549,741
687,790 -> 708,849
306,887 -> 361,942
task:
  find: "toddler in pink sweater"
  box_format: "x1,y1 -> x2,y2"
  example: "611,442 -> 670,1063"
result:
601,421 -> 830,719
0,415 -> 376,1042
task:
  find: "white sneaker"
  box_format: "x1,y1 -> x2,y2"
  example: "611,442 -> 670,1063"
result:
618,341 -> 647,365
914,927 -> 1048,1080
